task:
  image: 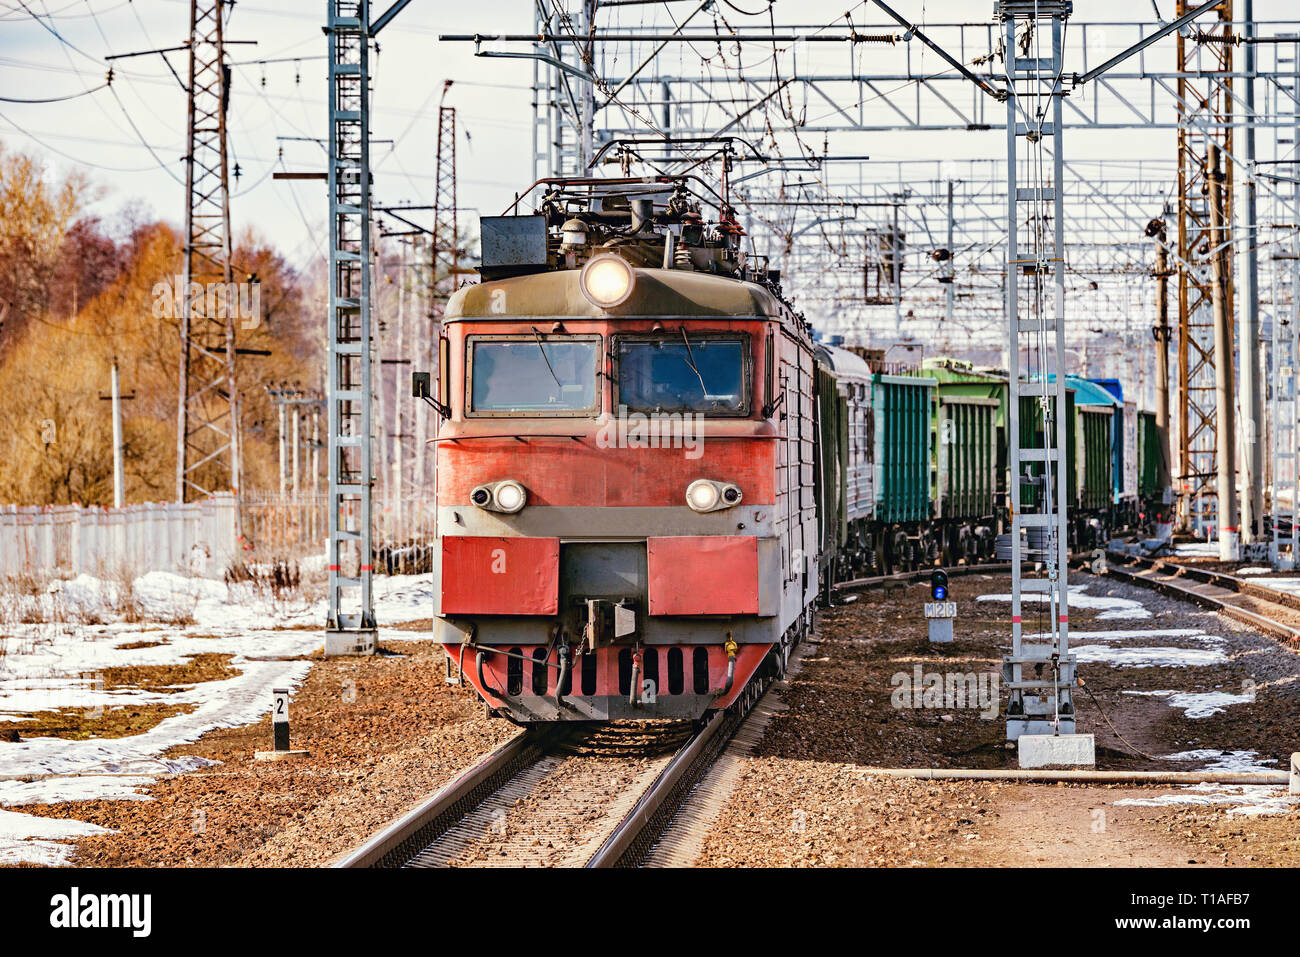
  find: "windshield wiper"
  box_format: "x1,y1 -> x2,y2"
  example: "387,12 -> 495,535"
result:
530,327 -> 564,393
678,327 -> 709,397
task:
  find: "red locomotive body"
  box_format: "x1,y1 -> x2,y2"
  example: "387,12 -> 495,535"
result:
427,182 -> 821,722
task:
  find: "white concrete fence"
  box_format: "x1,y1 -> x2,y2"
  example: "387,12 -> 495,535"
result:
0,493 -> 238,579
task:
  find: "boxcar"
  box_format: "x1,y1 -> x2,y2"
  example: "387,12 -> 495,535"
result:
918,359 -> 1006,562
1018,387 -> 1077,510
1137,410 -> 1165,499
1088,377 -> 1138,512
1068,376 -> 1118,516
872,374 -> 935,525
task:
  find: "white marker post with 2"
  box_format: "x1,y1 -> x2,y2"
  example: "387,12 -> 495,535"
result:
255,687 -> 311,762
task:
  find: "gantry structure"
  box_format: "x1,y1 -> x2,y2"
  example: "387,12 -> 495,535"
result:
445,1 -> 1300,547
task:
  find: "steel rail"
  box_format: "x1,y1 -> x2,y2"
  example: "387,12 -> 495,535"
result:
1102,551 -> 1300,645
584,709 -> 730,867
834,561 -> 1015,592
335,726 -> 561,868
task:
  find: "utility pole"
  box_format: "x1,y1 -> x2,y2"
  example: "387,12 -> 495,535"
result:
579,0 -> 596,170
277,397 -> 287,493
111,361 -> 125,509
945,179 -> 955,324
434,105 -> 459,299
1270,38 -> 1300,570
177,0 -> 240,503
421,102 -> 460,498
1209,143 -> 1240,561
291,402 -> 301,500
1151,221 -> 1174,534
392,239 -> 406,530
1237,0 -> 1263,544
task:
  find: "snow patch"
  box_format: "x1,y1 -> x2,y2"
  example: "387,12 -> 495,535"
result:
1173,542 -> 1219,557
1115,782 -> 1297,816
1025,628 -> 1213,643
0,569 -> 438,863
1071,645 -> 1228,668
0,808 -> 113,867
1165,748 -> 1277,771
11,570 -> 436,631
1123,689 -> 1254,719
1114,750 -> 1295,816
977,583 -> 1151,619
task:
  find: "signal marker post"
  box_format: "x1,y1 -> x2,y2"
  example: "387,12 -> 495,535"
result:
924,569 -> 955,644
255,688 -> 311,762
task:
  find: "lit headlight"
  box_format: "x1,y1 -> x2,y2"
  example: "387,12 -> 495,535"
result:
686,479 -> 742,513
580,254 -> 635,308
470,480 -> 528,513
492,480 -> 527,513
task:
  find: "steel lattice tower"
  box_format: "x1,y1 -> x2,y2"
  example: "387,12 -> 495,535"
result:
998,0 -> 1076,742
531,0 -> 595,178
324,0 -> 377,654
1175,0 -> 1234,534
177,0 -> 239,502
433,105 -> 458,307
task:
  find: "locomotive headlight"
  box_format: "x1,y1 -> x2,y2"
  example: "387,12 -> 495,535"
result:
493,480 -> 527,514
470,480 -> 527,513
686,479 -> 742,513
580,254 -> 634,308
686,480 -> 719,512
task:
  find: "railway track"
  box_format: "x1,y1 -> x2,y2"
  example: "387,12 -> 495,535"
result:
336,668 -> 780,868
338,553 -> 1169,869
1102,550 -> 1300,645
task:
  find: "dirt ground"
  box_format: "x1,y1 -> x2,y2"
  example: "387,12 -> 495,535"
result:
693,572 -> 1300,867
12,639 -> 517,866
7,570 -> 1300,868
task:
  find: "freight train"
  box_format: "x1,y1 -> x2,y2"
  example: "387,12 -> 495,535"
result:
417,173 -> 1167,725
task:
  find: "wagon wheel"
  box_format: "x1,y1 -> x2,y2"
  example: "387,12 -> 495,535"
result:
918,528 -> 937,568
959,527 -> 977,566
893,528 -> 911,573
941,527 -> 957,567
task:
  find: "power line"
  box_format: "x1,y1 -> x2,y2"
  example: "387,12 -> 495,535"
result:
0,77 -> 110,102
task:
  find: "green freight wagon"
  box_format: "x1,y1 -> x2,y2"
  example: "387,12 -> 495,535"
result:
1137,410 -> 1166,499
872,374 -> 936,523
919,358 -> 1008,519
1075,404 -> 1115,511
935,396 -> 999,520
1067,377 -> 1117,512
1018,388 -> 1077,510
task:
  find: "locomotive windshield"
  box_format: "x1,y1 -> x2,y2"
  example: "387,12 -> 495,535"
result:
615,333 -> 749,415
468,334 -> 600,415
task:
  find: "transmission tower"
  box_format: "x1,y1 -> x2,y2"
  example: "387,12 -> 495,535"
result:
433,104 -> 459,306
177,0 -> 239,502
1174,0 -> 1234,536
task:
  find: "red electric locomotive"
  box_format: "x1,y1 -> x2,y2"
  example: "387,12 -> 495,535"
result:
420,173 -> 822,722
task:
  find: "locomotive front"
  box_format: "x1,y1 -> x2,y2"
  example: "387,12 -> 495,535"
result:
423,178 -> 818,722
